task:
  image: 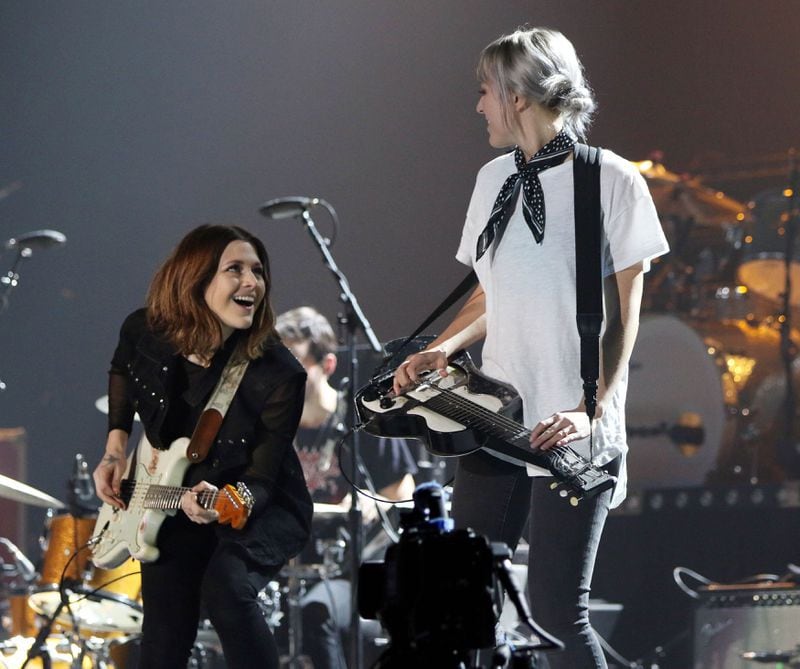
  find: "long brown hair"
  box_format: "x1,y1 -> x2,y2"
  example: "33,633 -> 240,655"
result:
146,224 -> 276,360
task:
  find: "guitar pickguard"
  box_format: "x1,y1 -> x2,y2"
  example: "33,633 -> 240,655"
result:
90,436 -> 191,569
363,365 -> 506,434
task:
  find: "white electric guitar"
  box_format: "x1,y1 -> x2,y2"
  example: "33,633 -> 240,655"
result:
90,433 -> 249,569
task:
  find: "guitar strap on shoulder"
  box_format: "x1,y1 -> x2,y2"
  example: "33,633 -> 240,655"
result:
187,358 -> 250,462
386,269 -> 478,366
572,143 -> 604,420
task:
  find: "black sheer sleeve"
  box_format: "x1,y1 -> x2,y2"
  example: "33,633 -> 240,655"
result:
107,312 -> 139,434
107,370 -> 135,434
240,374 -> 306,516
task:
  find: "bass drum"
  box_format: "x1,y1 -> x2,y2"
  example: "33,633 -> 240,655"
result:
626,315 -> 797,489
737,188 -> 800,309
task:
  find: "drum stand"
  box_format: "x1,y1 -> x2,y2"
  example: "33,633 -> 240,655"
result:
282,538 -> 346,669
20,590 -> 80,669
284,569 -> 309,669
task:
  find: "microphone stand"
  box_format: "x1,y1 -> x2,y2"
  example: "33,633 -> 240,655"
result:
296,208 -> 382,669
778,149 -> 799,476
1,231 -> 66,391
0,246 -> 32,392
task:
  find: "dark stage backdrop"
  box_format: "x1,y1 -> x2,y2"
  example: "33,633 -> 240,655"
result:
1,0 -> 799,659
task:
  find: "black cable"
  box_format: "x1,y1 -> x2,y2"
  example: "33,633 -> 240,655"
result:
337,426 -> 455,506
21,535 -> 95,669
596,631 -> 637,668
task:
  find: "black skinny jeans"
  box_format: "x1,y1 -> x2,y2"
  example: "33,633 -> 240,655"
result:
138,513 -> 281,669
451,446 -> 618,669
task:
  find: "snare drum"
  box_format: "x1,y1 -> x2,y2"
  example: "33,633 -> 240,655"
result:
29,514 -> 142,634
29,513 -> 95,622
626,315 -> 798,488
78,558 -> 142,634
35,513 -> 95,587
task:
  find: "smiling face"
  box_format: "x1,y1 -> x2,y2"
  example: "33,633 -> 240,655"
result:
476,79 -> 516,149
203,240 -> 266,341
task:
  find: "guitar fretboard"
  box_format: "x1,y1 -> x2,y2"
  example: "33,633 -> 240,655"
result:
120,479 -> 218,511
423,391 -> 530,445
420,384 -> 608,489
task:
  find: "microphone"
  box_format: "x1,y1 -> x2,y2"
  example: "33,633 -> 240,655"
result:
4,229 -> 67,251
67,453 -> 97,516
259,196 -> 321,220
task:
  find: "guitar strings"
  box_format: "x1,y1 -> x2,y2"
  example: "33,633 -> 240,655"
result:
119,479 -> 219,510
421,385 -> 573,470
423,384 -> 531,438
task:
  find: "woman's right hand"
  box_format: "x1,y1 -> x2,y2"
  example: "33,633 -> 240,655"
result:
93,430 -> 128,509
392,349 -> 449,396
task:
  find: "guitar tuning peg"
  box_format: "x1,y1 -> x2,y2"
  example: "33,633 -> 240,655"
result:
559,489 -> 568,498
569,497 -> 580,507
550,481 -> 560,490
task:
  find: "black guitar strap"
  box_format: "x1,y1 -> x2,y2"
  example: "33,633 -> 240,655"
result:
387,269 -> 477,365
572,143 -> 603,420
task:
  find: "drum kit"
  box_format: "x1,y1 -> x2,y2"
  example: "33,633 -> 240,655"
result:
0,463 -> 355,669
0,467 -> 147,669
626,158 -> 800,490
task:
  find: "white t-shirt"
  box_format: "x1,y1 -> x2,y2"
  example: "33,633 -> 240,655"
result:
456,148 -> 669,507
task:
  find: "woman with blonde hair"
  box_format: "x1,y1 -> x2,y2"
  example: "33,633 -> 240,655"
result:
396,28 -> 668,666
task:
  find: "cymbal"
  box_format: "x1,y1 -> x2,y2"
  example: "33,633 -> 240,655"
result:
634,160 -> 749,226
0,473 -> 64,509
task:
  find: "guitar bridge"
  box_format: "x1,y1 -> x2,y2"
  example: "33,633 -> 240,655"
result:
418,367 -> 467,392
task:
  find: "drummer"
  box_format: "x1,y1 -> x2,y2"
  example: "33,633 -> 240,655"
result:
276,306 -> 417,669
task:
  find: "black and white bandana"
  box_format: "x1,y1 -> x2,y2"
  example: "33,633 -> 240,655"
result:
475,130 -> 576,260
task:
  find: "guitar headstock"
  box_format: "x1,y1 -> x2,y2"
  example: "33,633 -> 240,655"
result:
214,484 -> 249,530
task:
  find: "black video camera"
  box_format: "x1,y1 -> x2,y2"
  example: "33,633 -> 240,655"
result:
358,483 -> 509,666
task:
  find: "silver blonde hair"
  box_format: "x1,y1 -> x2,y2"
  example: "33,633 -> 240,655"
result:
477,27 -> 596,139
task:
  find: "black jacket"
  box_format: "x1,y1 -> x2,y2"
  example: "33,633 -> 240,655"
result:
108,308 -> 312,567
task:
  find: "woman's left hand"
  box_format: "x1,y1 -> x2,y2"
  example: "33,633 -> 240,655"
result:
180,481 -> 220,524
530,408 -> 592,451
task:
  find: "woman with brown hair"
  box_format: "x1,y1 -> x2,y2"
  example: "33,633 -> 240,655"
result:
93,224 -> 312,669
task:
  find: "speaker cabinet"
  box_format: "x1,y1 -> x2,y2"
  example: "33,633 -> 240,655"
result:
693,586 -> 800,668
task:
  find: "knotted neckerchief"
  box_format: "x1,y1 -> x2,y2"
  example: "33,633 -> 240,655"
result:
476,130 -> 576,260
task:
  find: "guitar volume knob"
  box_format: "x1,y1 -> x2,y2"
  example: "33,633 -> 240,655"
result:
379,396 -> 396,409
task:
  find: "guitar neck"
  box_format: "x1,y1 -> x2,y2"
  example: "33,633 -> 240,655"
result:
424,392 -> 530,448
423,388 -> 613,494
121,480 -> 218,511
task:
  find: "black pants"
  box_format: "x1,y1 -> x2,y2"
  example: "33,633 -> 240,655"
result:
451,447 -> 617,669
138,513 -> 281,669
